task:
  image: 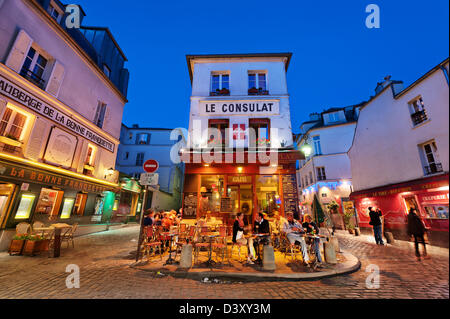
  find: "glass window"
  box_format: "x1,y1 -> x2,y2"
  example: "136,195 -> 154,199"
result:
210,74 -> 230,94
136,152 -> 144,166
34,188 -> 64,218
248,73 -> 257,89
74,193 -> 88,216
0,107 -> 30,141
309,172 -> 313,185
313,136 -> 322,155
84,145 -> 96,166
258,74 -> 266,90
211,75 -> 220,92
94,102 -> 107,128
256,175 -> 280,217
200,175 -> 224,214
249,118 -> 270,147
221,74 -> 229,89
329,113 -> 339,122
15,194 -> 36,219
60,198 -> 75,219
316,167 -> 326,180
208,119 -> 228,147
20,47 -> 47,88
136,133 -> 150,145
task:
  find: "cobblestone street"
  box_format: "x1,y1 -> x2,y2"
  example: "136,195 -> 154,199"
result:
0,225 -> 448,299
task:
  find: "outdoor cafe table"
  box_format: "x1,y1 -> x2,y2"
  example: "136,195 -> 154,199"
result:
161,231 -> 178,265
200,232 -> 219,267
34,223 -> 72,258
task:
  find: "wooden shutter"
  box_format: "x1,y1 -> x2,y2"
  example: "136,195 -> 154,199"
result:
5,30 -> 33,73
45,60 -> 65,97
0,97 -> 6,116
23,117 -> 49,160
77,140 -> 89,173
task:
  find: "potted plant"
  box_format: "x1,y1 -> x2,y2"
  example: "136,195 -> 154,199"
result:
23,235 -> 45,256
219,88 -> 230,95
327,201 -> 340,214
248,87 -> 258,94
343,211 -> 355,234
8,234 -> 28,255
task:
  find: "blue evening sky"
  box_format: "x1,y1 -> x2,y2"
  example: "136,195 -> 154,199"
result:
76,0 -> 449,132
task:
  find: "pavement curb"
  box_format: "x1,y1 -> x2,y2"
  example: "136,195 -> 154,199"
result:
129,250 -> 361,282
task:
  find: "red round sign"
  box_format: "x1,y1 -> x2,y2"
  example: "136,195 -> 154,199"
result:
143,159 -> 159,173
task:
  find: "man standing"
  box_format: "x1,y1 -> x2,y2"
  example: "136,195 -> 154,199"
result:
407,208 -> 429,261
368,207 -> 384,245
282,211 -> 310,265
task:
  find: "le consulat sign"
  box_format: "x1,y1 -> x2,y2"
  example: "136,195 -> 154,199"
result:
0,74 -> 115,153
199,100 -> 280,116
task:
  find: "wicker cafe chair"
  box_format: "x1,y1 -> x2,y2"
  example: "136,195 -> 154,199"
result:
212,226 -> 228,263
143,226 -> 163,261
280,232 -> 303,263
16,222 -> 31,236
174,225 -> 196,260
60,223 -> 78,248
193,226 -> 210,265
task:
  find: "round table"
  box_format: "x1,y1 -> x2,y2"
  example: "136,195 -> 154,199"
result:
250,233 -> 270,265
200,232 -> 219,267
161,232 -> 178,265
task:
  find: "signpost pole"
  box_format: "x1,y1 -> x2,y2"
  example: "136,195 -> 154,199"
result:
135,184 -> 149,262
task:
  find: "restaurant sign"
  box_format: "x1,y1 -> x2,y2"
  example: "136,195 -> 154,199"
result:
0,161 -> 112,193
199,100 -> 279,116
0,74 -> 115,152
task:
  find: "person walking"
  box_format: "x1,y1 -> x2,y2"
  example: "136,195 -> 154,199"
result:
407,208 -> 430,261
368,207 -> 384,245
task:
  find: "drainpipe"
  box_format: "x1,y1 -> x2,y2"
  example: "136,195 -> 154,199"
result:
440,66 -> 449,85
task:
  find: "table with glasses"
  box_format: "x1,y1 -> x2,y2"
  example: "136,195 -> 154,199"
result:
201,232 -> 219,267
251,233 -> 270,265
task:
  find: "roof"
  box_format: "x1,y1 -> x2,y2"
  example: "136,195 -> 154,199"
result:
81,26 -> 128,61
186,53 -> 293,84
122,123 -> 175,131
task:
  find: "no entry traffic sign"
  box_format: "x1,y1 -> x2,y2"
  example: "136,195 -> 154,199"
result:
143,159 -> 159,173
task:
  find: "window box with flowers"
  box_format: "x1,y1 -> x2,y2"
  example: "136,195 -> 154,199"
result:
210,88 -> 230,96
256,138 -> 271,147
248,87 -> 269,95
22,234 -> 49,256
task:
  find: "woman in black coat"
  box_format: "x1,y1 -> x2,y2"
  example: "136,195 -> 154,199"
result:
407,208 -> 429,261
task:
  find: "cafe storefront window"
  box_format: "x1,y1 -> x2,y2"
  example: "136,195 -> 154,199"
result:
0,183 -> 15,226
256,175 -> 280,217
199,175 -> 224,215
34,188 -> 64,219
14,193 -> 36,220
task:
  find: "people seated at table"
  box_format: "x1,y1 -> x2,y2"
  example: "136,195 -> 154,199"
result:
269,211 -> 287,247
232,212 -> 255,264
302,214 -> 323,264
143,210 -> 154,227
282,211 -> 310,264
162,213 -> 173,229
153,213 -> 162,226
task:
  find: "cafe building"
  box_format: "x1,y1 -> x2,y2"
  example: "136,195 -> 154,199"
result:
0,0 -> 129,250
180,53 -> 303,225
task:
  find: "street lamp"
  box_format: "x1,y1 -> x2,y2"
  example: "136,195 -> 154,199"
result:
300,142 -> 313,157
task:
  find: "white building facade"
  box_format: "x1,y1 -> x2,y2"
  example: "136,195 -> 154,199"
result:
296,106 -> 360,227
0,0 -> 129,250
181,53 -> 303,225
349,58 -> 449,246
116,124 -> 185,212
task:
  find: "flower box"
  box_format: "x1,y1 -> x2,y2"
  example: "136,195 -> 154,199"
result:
8,238 -> 26,256
0,136 -> 22,147
23,240 -> 41,256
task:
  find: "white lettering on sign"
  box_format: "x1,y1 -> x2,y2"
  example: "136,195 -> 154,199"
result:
199,100 -> 279,116
0,75 -> 115,152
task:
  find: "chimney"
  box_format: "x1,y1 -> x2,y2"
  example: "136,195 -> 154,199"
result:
309,112 -> 320,121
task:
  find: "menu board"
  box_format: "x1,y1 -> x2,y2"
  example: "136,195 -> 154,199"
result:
220,197 -> 233,212
282,174 -> 299,216
183,192 -> 198,219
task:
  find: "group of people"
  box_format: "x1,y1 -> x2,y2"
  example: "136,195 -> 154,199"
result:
143,209 -> 182,229
232,210 -> 324,267
368,206 -> 430,261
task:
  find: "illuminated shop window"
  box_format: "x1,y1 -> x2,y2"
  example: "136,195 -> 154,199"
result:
15,194 -> 36,219
60,198 -> 75,219
200,175 -> 224,214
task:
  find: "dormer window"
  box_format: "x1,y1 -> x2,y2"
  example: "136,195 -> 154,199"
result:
47,2 -> 63,23
329,112 -> 340,122
103,64 -> 111,78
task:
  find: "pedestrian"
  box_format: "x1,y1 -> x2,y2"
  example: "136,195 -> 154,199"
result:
407,208 -> 430,261
368,207 -> 384,245
143,210 -> 154,227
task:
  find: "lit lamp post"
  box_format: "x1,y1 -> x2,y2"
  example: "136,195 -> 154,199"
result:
300,142 -> 312,157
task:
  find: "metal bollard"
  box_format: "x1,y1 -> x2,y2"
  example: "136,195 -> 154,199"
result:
329,236 -> 340,253
354,227 -> 361,236
263,245 -> 276,271
324,242 -> 337,264
179,244 -> 193,269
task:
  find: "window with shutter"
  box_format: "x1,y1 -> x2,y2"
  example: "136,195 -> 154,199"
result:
93,102 -> 107,128
5,30 -> 33,73
45,60 -> 65,97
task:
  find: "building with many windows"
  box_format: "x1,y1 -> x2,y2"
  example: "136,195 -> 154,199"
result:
295,105 -> 361,227
116,124 -> 185,213
0,0 -> 129,250
349,58 -> 449,246
180,53 -> 303,225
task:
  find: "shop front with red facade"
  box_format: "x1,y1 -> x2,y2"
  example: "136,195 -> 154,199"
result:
350,173 -> 449,247
181,150 -> 303,226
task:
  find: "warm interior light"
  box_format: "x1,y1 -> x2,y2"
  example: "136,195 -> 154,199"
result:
237,166 -> 243,173
203,164 -> 210,167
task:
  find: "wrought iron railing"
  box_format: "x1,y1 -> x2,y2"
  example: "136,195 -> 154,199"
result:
424,163 -> 443,175
20,69 -> 46,89
411,110 -> 428,126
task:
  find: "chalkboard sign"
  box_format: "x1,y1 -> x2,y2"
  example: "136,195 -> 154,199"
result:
220,197 -> 233,212
282,174 -> 299,216
183,192 -> 198,219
